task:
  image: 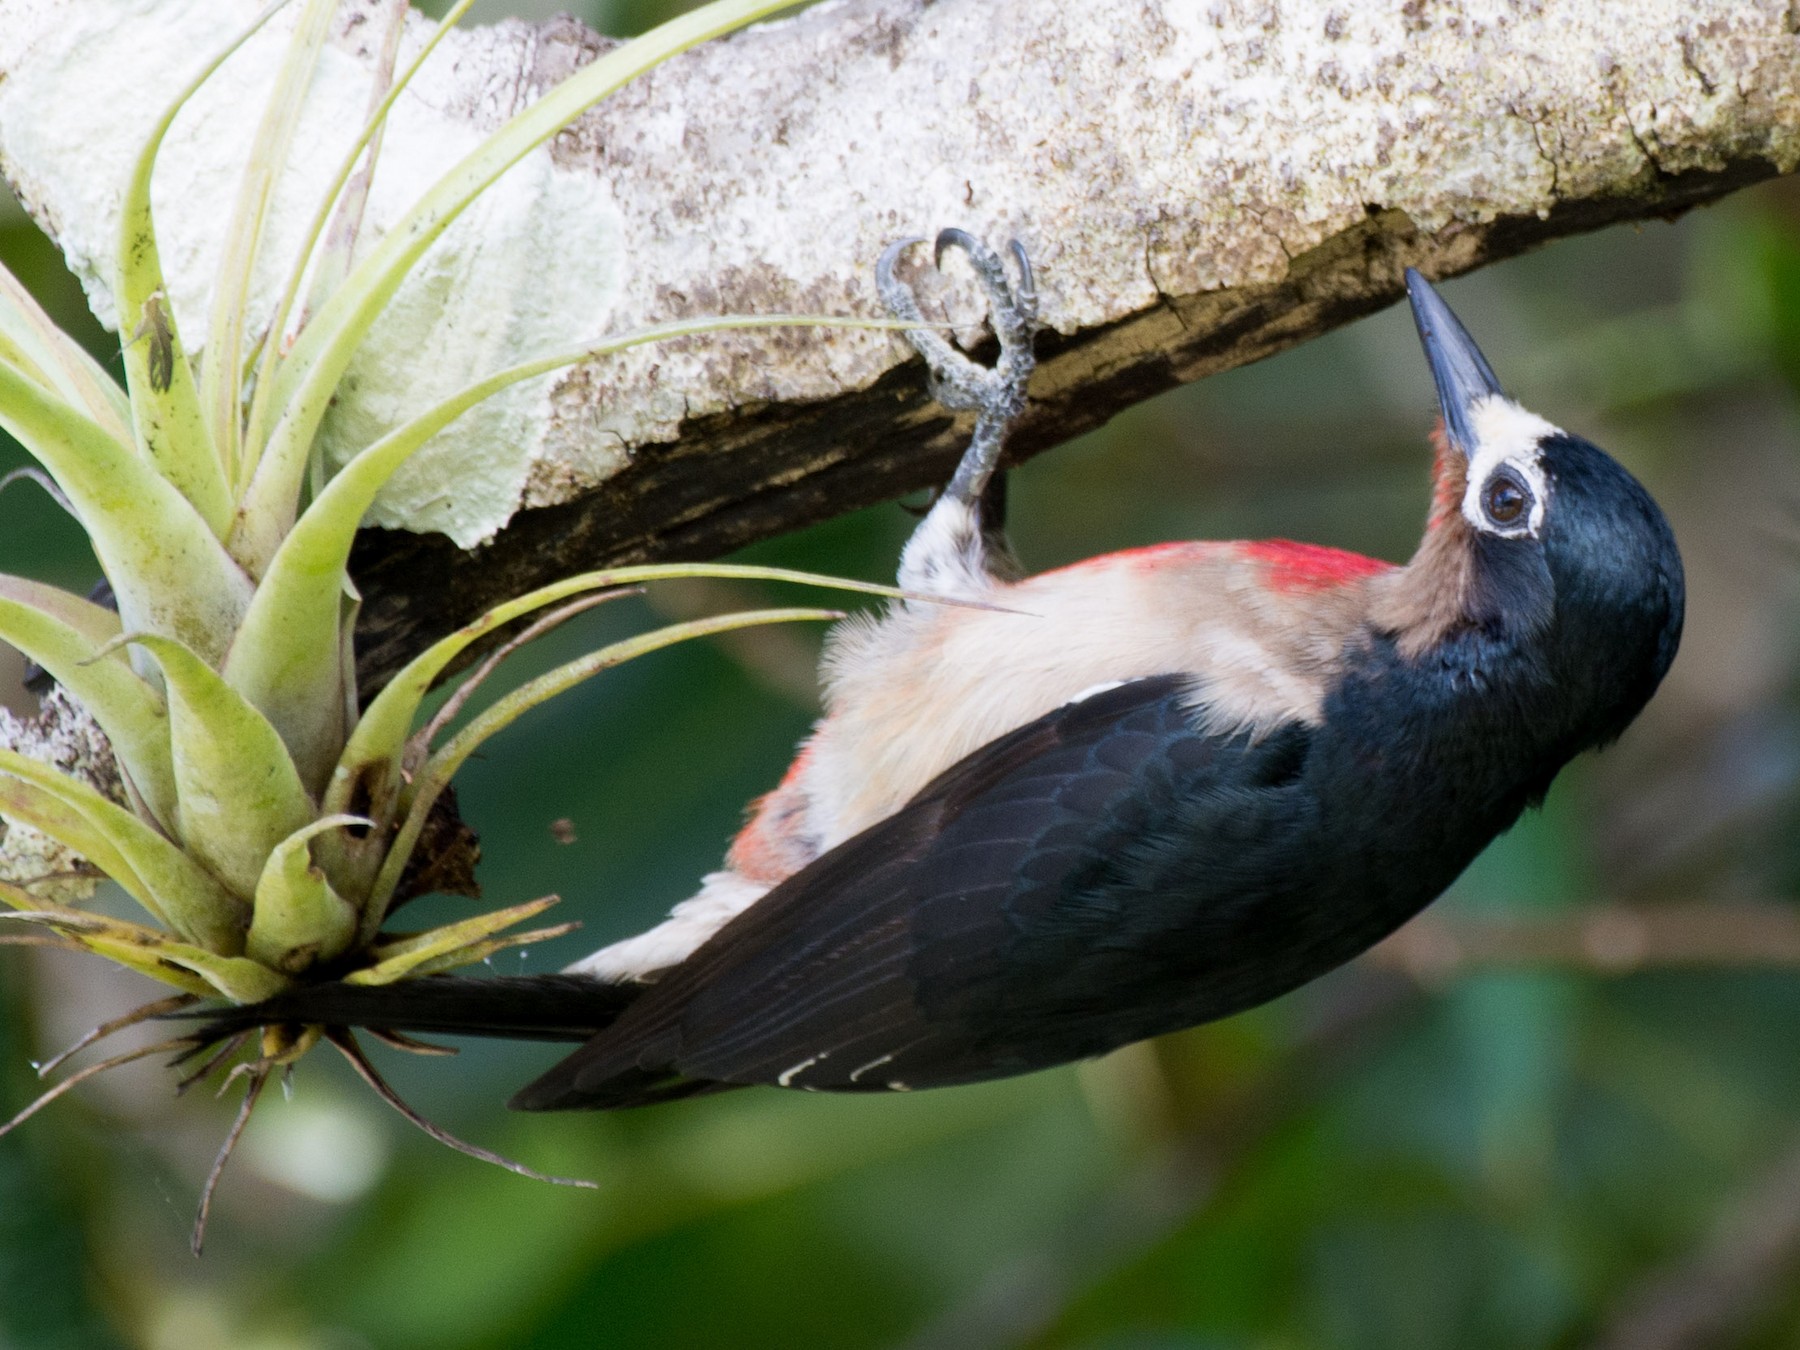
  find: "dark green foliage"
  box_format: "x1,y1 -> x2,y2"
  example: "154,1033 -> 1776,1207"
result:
0,961 -> 124,1350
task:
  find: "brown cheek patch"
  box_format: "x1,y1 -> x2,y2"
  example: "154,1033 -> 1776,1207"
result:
1369,514 -> 1479,660
1363,423 -> 1481,659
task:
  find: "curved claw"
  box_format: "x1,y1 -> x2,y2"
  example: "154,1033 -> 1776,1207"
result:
933,226 -> 985,271
877,236 -> 966,389
875,227 -> 1040,514
876,236 -> 929,321
880,235 -> 929,271
882,230 -> 1038,354
1008,240 -> 1038,325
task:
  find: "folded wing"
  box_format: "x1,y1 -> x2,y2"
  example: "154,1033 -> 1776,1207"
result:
513,675 -> 1320,1111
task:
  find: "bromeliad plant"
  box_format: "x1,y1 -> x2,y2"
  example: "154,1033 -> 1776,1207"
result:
0,0 -> 922,1218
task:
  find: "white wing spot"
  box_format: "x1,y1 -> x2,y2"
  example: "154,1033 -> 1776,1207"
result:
848,1053 -> 895,1082
777,1054 -> 823,1088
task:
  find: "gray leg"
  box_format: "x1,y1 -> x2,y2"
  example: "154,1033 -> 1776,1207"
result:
879,230 -> 1038,596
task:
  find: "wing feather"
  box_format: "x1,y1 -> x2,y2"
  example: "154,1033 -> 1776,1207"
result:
513,675 -> 1321,1110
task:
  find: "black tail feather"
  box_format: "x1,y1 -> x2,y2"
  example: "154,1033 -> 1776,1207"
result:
174,973 -> 642,1047
508,1066 -> 735,1113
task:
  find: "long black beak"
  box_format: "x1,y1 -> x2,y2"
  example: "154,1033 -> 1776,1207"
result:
1405,268 -> 1505,458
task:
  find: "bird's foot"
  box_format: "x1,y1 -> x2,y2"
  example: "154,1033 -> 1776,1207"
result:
877,229 -> 1038,507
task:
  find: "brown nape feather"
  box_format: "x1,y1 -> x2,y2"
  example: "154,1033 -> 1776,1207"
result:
1423,420 -> 1466,532
1368,425 -> 1478,659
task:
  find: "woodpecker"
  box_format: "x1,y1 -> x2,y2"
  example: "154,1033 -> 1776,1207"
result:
199,232 -> 1684,1112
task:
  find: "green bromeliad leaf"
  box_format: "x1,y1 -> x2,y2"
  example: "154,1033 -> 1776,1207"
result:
124,636 -> 315,902
375,921 -> 582,983
0,361 -> 253,665
201,0 -> 336,486
0,749 -> 244,952
0,898 -> 287,1002
328,562 -> 917,831
246,816 -> 368,974
238,0 -> 480,481
363,607 -> 841,927
346,897 -> 565,986
0,263 -> 130,442
0,579 -> 176,829
0,771 -> 147,902
114,2 -> 292,537
0,574 -> 120,647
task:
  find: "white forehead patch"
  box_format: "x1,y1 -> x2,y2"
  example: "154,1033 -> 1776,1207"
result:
1461,395 -> 1559,537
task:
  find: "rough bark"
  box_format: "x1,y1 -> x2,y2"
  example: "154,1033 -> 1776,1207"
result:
0,0 -> 1797,681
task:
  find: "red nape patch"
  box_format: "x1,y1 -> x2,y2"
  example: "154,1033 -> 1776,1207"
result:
1240,539 -> 1393,592
1038,540 -> 1227,579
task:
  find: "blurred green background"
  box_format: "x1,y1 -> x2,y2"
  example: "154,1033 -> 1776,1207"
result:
5,1 -> 1800,1347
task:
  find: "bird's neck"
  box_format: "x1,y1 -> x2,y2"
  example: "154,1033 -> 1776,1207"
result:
1365,515 -> 1484,660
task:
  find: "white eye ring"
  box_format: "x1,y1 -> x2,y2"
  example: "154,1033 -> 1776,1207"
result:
1459,396 -> 1556,537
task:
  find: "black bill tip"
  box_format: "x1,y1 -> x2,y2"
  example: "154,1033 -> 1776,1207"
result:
1405,268 -> 1506,457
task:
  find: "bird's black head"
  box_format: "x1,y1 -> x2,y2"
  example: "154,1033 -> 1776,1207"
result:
1373,270 -> 1684,755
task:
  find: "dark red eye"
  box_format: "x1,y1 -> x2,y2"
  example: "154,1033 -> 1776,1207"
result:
1483,473 -> 1529,526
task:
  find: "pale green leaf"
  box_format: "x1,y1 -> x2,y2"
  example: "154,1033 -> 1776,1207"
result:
0,771 -> 148,904
0,585 -> 176,829
420,606 -> 842,796
0,748 -> 245,952
294,0 -> 408,331
247,815 -> 367,974
0,360 -> 253,666
346,896 -> 561,986
375,922 -> 581,982
1,904 -> 287,1002
0,573 -> 119,646
326,561 -> 914,829
364,607 -> 840,925
0,910 -> 214,997
126,635 -> 315,902
239,0 -> 478,482
0,263 -> 129,442
114,7 -> 289,535
203,0 -> 337,482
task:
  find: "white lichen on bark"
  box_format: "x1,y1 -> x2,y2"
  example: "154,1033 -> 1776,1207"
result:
0,0 -> 1797,550
0,687 -> 119,900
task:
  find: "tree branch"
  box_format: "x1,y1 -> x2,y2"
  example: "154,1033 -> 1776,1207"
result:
1,0 -> 1796,679
1368,902 -> 1800,980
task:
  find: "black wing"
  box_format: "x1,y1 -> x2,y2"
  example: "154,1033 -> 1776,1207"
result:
513,675 -> 1322,1111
